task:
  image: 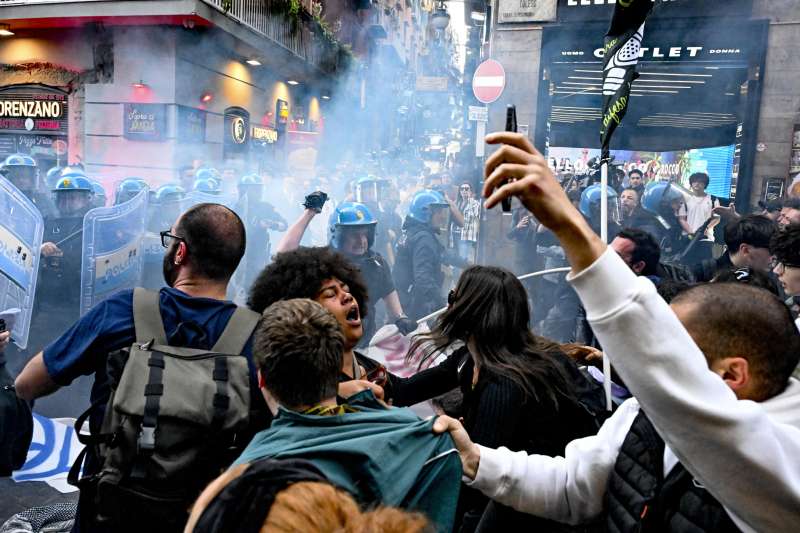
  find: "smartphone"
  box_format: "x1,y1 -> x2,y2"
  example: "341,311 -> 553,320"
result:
502,105 -> 518,213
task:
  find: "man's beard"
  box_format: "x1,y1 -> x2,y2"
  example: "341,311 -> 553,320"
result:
162,246 -> 179,287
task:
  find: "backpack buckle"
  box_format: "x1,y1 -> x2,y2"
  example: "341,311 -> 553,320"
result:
137,426 -> 156,452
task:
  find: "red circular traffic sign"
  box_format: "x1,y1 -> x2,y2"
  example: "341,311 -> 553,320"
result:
472,59 -> 506,104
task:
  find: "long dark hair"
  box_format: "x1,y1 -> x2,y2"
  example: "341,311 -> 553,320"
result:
408,265 -> 576,408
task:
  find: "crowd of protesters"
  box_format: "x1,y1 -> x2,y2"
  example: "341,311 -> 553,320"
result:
0,133 -> 799,533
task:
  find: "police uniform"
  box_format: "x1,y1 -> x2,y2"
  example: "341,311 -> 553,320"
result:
352,250 -> 395,346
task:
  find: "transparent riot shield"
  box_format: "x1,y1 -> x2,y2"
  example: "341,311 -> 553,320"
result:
0,176 -> 44,349
80,189 -> 148,316
183,190 -> 237,211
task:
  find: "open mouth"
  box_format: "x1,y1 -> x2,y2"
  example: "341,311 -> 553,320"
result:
346,305 -> 361,325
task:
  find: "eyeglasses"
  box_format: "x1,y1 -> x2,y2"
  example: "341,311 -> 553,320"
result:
460,185 -> 471,190
159,230 -> 186,248
771,260 -> 800,272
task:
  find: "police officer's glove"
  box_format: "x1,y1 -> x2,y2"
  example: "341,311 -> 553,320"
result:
394,316 -> 418,335
303,191 -> 329,213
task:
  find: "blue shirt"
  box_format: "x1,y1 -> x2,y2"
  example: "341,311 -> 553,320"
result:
43,287 -> 262,429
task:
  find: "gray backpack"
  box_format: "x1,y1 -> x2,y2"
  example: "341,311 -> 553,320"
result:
69,288 -> 260,531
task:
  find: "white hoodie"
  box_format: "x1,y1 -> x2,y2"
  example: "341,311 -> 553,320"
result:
469,249 -> 800,532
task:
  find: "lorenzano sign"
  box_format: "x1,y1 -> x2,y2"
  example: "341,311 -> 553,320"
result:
0,99 -> 64,119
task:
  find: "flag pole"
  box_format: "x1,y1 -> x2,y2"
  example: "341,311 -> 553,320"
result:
600,156 -> 611,411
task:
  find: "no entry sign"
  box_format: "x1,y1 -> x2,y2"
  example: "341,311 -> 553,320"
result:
472,59 -> 506,104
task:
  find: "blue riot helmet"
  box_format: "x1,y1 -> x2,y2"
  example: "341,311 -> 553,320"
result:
192,177 -> 221,195
1,153 -> 38,193
329,202 -> 377,252
53,173 -> 94,217
408,189 -> 449,225
579,184 -> 621,223
154,184 -> 186,205
195,167 -> 220,184
641,181 -> 685,217
45,166 -> 64,189
90,181 -> 107,208
239,173 -> 263,187
355,175 -> 380,204
115,178 -> 148,205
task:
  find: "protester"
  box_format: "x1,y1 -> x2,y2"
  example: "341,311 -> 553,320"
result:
758,198 -> 782,222
231,298 -> 461,531
456,182 -> 481,264
0,330 -> 32,477
276,195 -> 416,344
619,188 -> 662,239
712,267 -> 780,297
778,198 -> 800,226
185,460 -> 432,533
410,265 -> 605,531
771,223 -> 800,328
434,131 -> 800,532
693,214 -> 777,283
611,228 -> 661,281
626,168 -> 645,198
15,203 -> 270,532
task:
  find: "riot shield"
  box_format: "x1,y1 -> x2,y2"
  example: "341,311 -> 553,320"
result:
0,176 -> 44,349
183,190 -> 237,210
80,189 -> 148,316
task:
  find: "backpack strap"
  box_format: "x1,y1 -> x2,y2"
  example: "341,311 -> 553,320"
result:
133,287 -> 167,345
211,307 -> 260,354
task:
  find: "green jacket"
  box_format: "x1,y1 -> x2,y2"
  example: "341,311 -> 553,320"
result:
234,391 -> 461,532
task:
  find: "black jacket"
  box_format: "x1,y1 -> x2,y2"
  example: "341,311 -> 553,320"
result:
606,411 -> 740,532
0,354 -> 32,476
393,217 -> 446,321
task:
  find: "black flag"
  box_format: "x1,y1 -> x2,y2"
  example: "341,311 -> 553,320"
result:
600,0 -> 653,158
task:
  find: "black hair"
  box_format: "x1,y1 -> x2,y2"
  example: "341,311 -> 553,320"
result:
176,203 -> 245,281
247,246 -> 369,318
783,197 -> 800,211
724,214 -> 776,253
628,169 -> 644,179
621,187 -> 640,199
409,265 -> 577,409
689,172 -> 710,188
770,223 -> 800,266
672,283 -> 800,401
657,279 -> 693,303
712,267 -> 780,296
254,299 -> 344,408
616,228 -> 661,276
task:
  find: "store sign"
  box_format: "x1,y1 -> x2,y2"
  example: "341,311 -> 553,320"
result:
224,107 -> 250,154
177,106 -> 206,143
415,76 -> 449,92
123,104 -> 166,141
557,0 -> 752,21
498,0 -> 557,23
252,125 -> 278,144
0,86 -> 68,135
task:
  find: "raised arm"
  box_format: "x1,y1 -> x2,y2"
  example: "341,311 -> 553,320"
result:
482,131 -> 800,531
274,209 -> 316,254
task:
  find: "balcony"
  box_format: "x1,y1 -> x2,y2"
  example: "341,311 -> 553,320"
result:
0,0 -> 349,73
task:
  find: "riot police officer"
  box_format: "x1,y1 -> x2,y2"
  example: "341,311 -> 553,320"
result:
235,174 -> 288,289
115,178 -> 148,205
90,181 -> 107,209
193,176 -> 222,195
579,184 -> 622,240
0,154 -> 56,218
32,171 -> 95,350
393,189 -> 464,322
641,181 -> 687,256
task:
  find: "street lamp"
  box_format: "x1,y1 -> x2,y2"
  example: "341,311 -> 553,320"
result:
430,1 -> 450,31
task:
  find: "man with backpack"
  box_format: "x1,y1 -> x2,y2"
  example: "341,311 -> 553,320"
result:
15,203 -> 268,532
